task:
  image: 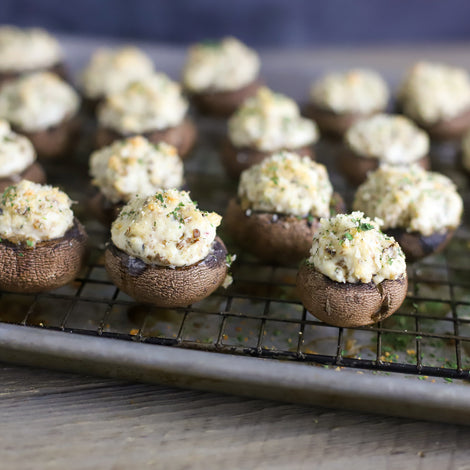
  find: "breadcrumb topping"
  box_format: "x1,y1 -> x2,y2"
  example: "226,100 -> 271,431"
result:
310,68 -> 389,114
90,136 -> 183,203
353,165 -> 463,236
182,37 -> 259,92
111,189 -> 221,267
229,87 -> 318,152
308,212 -> 406,284
0,180 -> 74,246
238,151 -> 332,217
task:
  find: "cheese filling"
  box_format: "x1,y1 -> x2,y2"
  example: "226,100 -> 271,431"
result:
310,69 -> 389,114
308,212 -> 406,285
228,87 -> 318,152
111,189 -> 221,267
0,180 -> 74,246
398,61 -> 470,125
182,37 -> 260,93
0,26 -> 62,72
90,137 -> 184,204
80,46 -> 155,99
345,114 -> 429,164
353,165 -> 463,236
98,73 -> 188,134
238,151 -> 332,217
0,120 -> 36,177
0,72 -> 80,132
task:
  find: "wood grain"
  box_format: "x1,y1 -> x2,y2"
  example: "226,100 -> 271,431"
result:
1,364 -> 470,470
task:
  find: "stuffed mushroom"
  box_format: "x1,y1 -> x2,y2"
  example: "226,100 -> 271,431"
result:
79,46 -> 155,114
0,180 -> 87,293
222,87 -> 319,178
339,114 -> 431,185
89,136 -> 184,225
297,212 -> 408,327
305,68 -> 389,138
397,61 -> 470,140
225,151 -> 344,265
182,37 -> 261,117
0,72 -> 81,159
353,165 -> 463,261
0,26 -> 66,86
96,73 -> 196,157
105,189 -> 230,307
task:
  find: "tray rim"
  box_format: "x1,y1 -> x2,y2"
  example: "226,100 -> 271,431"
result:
1,322 -> 468,425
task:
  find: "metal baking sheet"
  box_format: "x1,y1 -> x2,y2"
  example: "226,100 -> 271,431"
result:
0,35 -> 469,425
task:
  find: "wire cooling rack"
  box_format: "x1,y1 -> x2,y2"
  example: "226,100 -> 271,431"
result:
0,119 -> 468,384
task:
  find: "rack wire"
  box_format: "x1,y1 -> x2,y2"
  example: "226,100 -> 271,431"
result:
0,121 -> 469,383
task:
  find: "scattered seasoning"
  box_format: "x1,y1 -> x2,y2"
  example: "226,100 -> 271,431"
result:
26,240 -> 34,247
357,222 -> 374,232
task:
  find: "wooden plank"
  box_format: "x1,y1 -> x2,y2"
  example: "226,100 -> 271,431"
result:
1,364 -> 469,470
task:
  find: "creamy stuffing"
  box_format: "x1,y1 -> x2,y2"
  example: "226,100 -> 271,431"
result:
0,72 -> 80,131
90,137 -> 184,204
308,212 -> 406,284
228,87 -> 318,152
98,73 -> 188,134
345,114 -> 429,164
0,26 -> 62,72
310,69 -> 389,114
182,37 -> 260,93
0,180 -> 74,245
111,189 -> 221,267
80,46 -> 155,99
0,120 -> 36,177
238,151 -> 332,217
398,61 -> 470,124
353,165 -> 463,236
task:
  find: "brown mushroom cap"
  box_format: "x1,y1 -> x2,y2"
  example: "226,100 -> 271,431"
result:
0,162 -> 46,192
303,102 -> 380,138
189,79 -> 262,118
0,218 -> 88,293
88,191 -> 123,226
0,62 -> 68,87
416,107 -> 470,141
297,263 -> 408,327
104,236 -> 228,307
386,227 -> 455,263
221,138 -> 315,179
95,117 -> 197,158
338,149 -> 431,186
224,194 -> 344,266
13,114 -> 81,160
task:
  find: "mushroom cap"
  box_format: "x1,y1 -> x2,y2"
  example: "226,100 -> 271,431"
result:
386,227 -> 455,262
0,61 -> 67,87
88,191 -> 122,227
338,149 -> 430,186
221,138 -> 315,179
95,117 -> 197,158
0,161 -> 46,192
189,78 -> 262,118
0,218 -> 88,293
13,114 -> 81,160
418,106 -> 470,141
297,263 -> 408,327
224,194 -> 344,266
104,236 -> 228,307
303,102 -> 380,138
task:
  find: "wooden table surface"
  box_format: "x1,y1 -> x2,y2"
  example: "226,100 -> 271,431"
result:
2,37 -> 470,469
1,363 -> 469,470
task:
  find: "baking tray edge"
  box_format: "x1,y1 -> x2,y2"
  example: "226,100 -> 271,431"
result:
0,322 -> 468,425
